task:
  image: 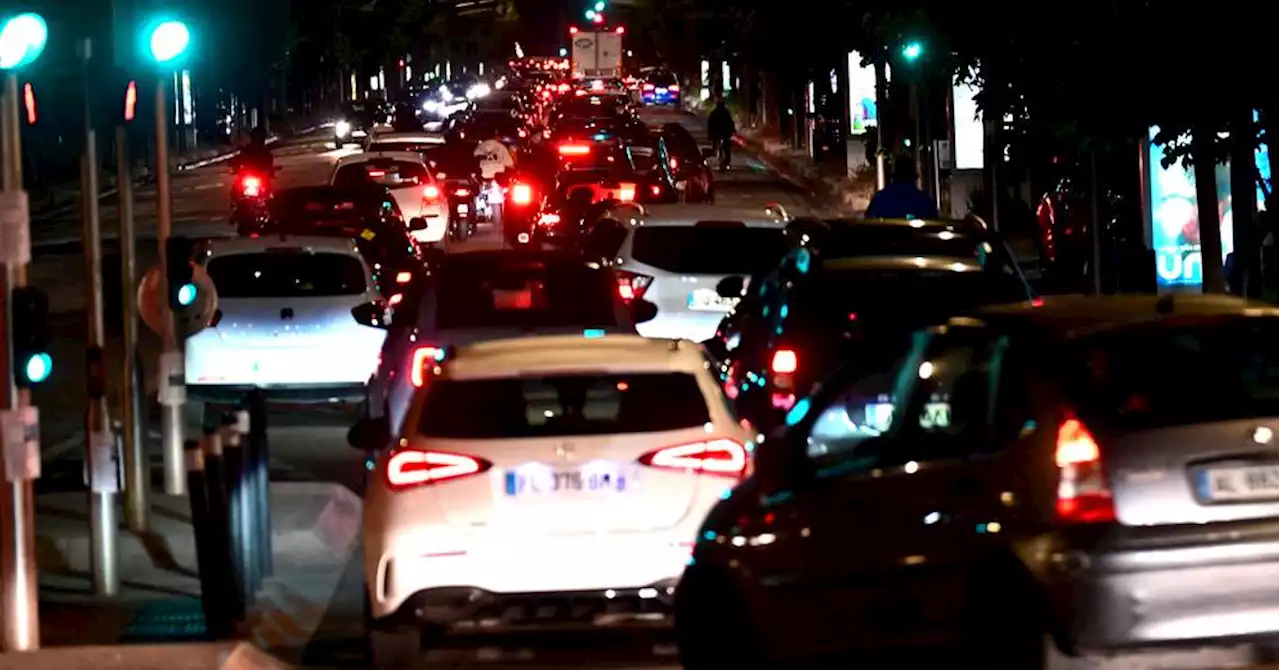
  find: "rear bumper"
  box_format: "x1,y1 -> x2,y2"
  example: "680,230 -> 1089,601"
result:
1050,533 -> 1279,651
366,531 -> 694,621
188,383 -> 367,405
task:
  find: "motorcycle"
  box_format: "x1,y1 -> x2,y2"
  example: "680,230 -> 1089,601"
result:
443,178 -> 478,242
229,165 -> 276,228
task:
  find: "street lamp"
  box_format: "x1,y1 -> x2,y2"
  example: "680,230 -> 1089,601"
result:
0,13 -> 47,71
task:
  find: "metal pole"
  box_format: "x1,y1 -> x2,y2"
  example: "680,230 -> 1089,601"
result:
117,125 -> 148,531
1089,149 -> 1103,295
0,72 -> 40,652
155,75 -> 186,495
80,38 -> 120,598
873,51 -> 887,191
909,82 -> 922,190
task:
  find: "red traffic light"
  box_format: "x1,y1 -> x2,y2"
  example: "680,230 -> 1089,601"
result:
615,26 -> 625,34
124,80 -> 138,121
591,12 -> 604,24
569,26 -> 578,34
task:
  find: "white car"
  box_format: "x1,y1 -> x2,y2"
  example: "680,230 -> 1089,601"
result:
330,152 -> 448,245
363,131 -> 446,154
353,334 -> 753,664
613,204 -> 793,342
185,236 -> 389,429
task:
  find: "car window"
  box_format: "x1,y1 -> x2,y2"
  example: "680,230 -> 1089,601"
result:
367,142 -> 444,155
206,251 -> 368,298
630,226 -> 789,275
804,340 -> 915,461
435,261 -> 622,329
334,161 -> 430,191
416,373 -> 709,438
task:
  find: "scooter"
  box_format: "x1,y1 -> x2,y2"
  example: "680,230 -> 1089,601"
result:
229,165 -> 276,227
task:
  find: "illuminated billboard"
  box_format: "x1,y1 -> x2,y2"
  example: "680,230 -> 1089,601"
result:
847,51 -> 877,135
952,78 -> 982,169
1148,121 -> 1271,292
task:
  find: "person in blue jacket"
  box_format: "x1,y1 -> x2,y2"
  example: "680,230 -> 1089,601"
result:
866,156 -> 938,219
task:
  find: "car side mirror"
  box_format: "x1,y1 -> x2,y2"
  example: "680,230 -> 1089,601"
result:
715,275 -> 745,299
351,301 -> 390,328
408,216 -> 428,231
347,416 -> 391,451
630,299 -> 658,324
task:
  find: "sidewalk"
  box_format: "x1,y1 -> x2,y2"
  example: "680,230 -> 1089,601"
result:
683,98 -> 876,215
36,482 -> 361,660
0,641 -> 294,670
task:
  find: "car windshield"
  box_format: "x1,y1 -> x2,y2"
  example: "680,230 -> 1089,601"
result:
206,251 -> 367,298
333,161 -> 430,191
416,373 -> 709,439
631,226 -> 790,275
435,260 -> 621,329
1065,318 -> 1279,429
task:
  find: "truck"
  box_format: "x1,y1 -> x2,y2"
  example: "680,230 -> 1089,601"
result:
570,30 -> 623,79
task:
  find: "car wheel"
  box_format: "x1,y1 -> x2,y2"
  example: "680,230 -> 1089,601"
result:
675,566 -> 768,669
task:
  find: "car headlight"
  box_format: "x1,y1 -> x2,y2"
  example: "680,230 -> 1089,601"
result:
335,120 -> 351,137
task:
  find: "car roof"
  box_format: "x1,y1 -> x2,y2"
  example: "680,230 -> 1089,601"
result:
336,151 -> 427,167
444,335 -> 707,381
970,294 -> 1278,340
635,204 -> 790,228
203,235 -> 363,258
367,133 -> 444,145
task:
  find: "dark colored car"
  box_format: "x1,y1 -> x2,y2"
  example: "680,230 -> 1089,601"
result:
713,217 -> 1034,433
640,70 -> 681,106
658,122 -> 715,202
252,185 -> 429,299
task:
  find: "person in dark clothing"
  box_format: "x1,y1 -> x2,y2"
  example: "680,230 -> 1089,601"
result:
865,156 -> 939,219
707,98 -> 735,171
235,126 -> 274,174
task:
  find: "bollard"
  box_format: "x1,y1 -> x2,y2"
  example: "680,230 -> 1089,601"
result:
223,412 -> 254,608
202,424 -> 244,628
185,438 -> 232,639
246,390 -> 272,583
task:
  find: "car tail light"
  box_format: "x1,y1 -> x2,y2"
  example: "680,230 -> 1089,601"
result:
511,183 -> 533,205
395,271 -> 413,284
638,439 -> 747,478
410,346 -> 444,388
558,144 -> 590,156
669,84 -> 680,92
424,184 -> 440,200
650,184 -> 661,196
574,89 -> 587,97
1055,416 -> 1115,523
643,83 -> 654,91
771,349 -> 798,374
240,175 -> 263,197
453,188 -> 470,197
558,83 -> 570,93
388,293 -> 404,306
618,183 -> 636,201
538,212 -> 561,226
386,449 -> 492,490
616,270 -> 652,301
668,157 -> 679,171
367,169 -> 386,177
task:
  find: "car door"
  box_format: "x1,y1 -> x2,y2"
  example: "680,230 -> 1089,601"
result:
750,330 -> 926,659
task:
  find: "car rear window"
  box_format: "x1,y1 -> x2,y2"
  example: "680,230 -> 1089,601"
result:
1066,318 -> 1278,429
334,161 -> 429,191
367,142 -> 444,155
647,72 -> 678,86
416,373 -> 709,438
435,262 -> 621,329
796,267 -> 1030,324
207,251 -> 368,298
631,226 -> 790,275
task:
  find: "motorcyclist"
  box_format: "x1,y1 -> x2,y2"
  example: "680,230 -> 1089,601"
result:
707,98 -> 736,171
474,132 -> 516,181
865,156 -> 939,219
234,126 -> 274,175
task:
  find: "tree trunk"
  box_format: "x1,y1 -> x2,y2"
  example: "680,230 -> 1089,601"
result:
1192,125 -> 1226,294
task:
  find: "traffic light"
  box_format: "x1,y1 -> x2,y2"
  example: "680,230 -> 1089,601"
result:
901,41 -> 923,62
10,286 -> 52,387
593,1 -> 605,10
146,19 -> 190,65
166,236 -> 197,310
0,13 -> 48,71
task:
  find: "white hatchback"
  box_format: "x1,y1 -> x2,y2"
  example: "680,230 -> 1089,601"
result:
185,236 -> 389,426
353,334 -> 753,662
613,205 -> 793,343
330,151 -> 448,245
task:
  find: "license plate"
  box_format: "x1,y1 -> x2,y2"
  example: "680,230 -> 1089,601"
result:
504,463 -> 633,496
688,288 -> 739,312
1198,464 -> 1280,502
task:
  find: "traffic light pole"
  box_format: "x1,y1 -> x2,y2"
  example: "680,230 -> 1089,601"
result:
155,76 -> 186,496
0,71 -> 41,652
79,38 -> 120,596
118,125 -> 149,532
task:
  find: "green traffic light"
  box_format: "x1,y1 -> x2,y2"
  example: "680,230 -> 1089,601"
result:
176,282 -> 197,307
22,352 -> 51,384
0,13 -> 47,70
902,41 -> 923,61
148,20 -> 191,63
585,9 -> 596,19
594,1 -> 605,11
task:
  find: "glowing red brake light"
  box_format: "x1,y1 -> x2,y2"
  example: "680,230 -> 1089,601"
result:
1055,416 -> 1115,523
771,349 -> 798,374
410,346 -> 444,387
618,183 -> 636,201
669,84 -> 680,92
395,271 -> 413,284
367,169 -> 386,177
453,188 -> 470,197
386,449 -> 491,490
616,270 -> 651,302
538,212 -> 561,226
668,157 -> 679,171
240,175 -> 263,197
643,83 -> 655,91
638,439 -> 747,478
558,144 -> 590,156
423,184 -> 440,199
511,183 -> 533,204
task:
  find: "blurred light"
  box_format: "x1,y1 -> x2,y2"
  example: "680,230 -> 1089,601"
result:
176,282 -> 197,307
902,41 -> 923,61
21,82 -> 34,123
0,13 -> 48,70
615,26 -> 625,34
594,1 -> 605,10
591,12 -> 604,24
585,9 -> 596,19
148,20 -> 191,64
559,47 -> 568,57
123,80 -> 138,121
22,352 -> 51,384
